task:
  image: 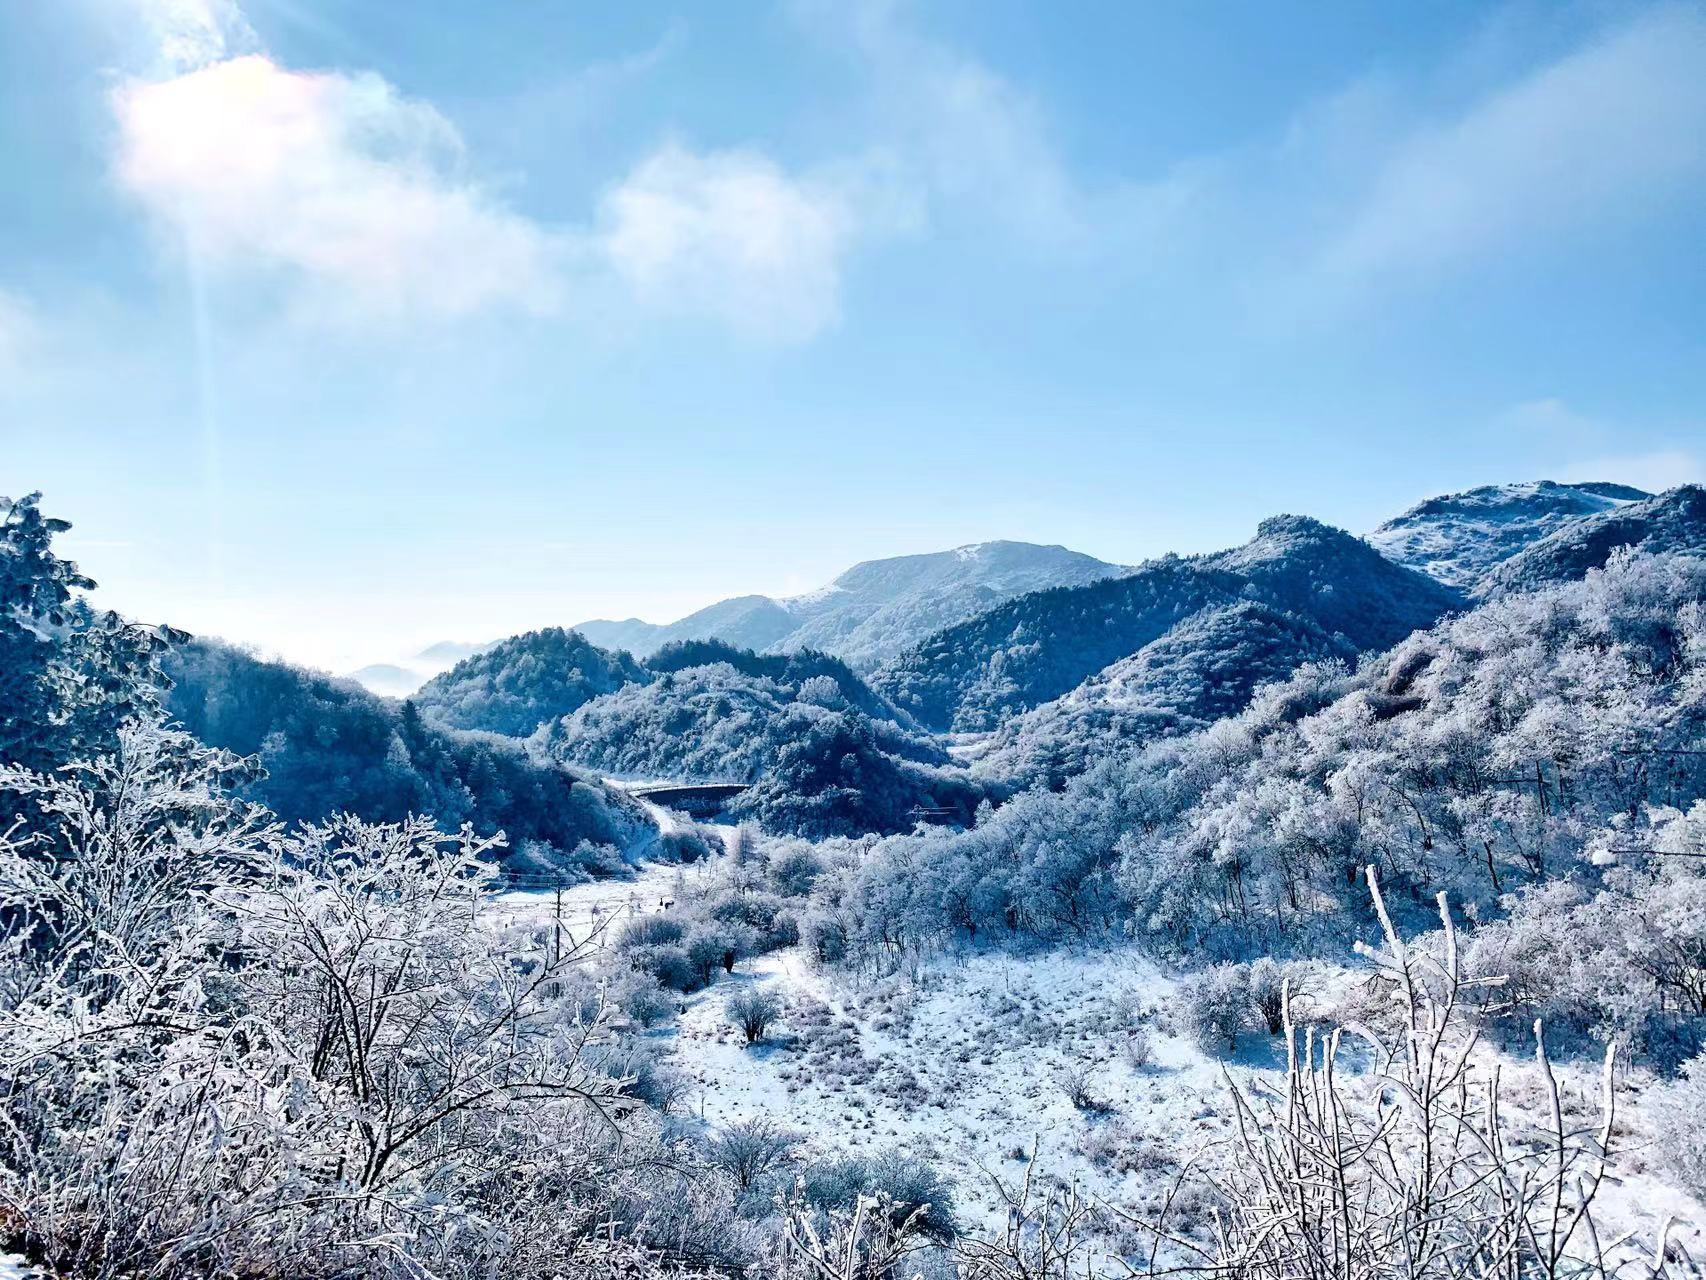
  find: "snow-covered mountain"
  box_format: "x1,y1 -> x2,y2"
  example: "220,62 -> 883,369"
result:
574,596 -> 797,661
873,515 -> 1462,733
1479,484 -> 1706,598
1366,480 -> 1648,591
573,540 -> 1126,668
974,599 -> 1357,784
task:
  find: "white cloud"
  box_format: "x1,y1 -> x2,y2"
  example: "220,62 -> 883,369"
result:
1316,5 -> 1706,286
109,3 -> 891,339
1492,399 -> 1705,494
596,144 -> 862,342
1557,450 -> 1705,495
113,55 -> 562,321
1494,397 -> 1603,444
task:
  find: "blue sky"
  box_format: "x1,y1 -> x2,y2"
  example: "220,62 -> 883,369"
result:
2,0 -> 1703,671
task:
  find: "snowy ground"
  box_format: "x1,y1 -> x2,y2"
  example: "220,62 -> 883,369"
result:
491,846 -> 724,953
500,846 -> 1706,1267
667,943 -> 1231,1236
667,944 -> 1706,1262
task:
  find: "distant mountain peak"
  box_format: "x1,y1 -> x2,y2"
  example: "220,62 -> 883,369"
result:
575,539 -> 1125,668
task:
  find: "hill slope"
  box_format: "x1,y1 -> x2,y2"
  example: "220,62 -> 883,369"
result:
537,646 -> 992,837
834,549 -> 1706,955
164,640 -> 661,878
413,627 -> 648,737
976,600 -> 1357,784
1479,484 -> 1706,598
1367,480 -> 1648,590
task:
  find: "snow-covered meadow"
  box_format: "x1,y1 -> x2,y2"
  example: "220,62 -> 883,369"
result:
503,847 -> 1706,1270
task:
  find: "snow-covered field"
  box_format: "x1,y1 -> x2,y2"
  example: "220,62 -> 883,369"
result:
492,847 -> 723,951
669,943 -> 1223,1234
501,850 -> 1706,1264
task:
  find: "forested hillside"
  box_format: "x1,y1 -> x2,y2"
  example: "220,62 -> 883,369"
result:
166,639 -> 660,878
796,550 -> 1706,1028
873,516 -> 1458,732
413,625 -> 648,736
537,648 -> 992,836
976,599 -> 1357,784
642,638 -> 911,724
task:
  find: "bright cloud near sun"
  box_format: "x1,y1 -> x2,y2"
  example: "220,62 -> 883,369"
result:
113,55 -> 563,320
109,0 -> 897,338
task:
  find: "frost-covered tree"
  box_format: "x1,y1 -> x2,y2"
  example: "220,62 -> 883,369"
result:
0,492 -> 179,775
769,552 -> 1706,983
0,724 -> 740,1279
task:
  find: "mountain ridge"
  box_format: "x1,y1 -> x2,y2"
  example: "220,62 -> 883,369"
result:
572,540 -> 1126,668
871,516 -> 1462,733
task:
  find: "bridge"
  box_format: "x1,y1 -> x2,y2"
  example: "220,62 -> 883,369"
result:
625,781 -> 751,817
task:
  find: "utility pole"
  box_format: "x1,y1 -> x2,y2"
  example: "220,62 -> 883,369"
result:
553,873 -> 565,967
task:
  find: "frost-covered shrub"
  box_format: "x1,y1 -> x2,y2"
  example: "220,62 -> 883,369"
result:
704,888 -> 800,951
1076,1121 -> 1175,1176
685,928 -> 730,987
626,941 -> 698,992
801,1151 -> 957,1243
704,1118 -> 801,1193
566,837 -> 628,879
1178,963 -> 1251,1053
619,913 -> 688,949
1653,1053 -> 1706,1198
608,968 -> 675,1028
1056,1060 -> 1108,1112
728,986 -> 784,1043
658,828 -> 712,863
591,1042 -> 691,1114
1247,957 -> 1312,1034
1123,1026 -> 1156,1071
767,841 -> 826,895
800,911 -> 851,966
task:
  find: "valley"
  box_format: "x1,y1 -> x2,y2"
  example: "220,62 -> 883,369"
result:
5,477 -> 1706,1278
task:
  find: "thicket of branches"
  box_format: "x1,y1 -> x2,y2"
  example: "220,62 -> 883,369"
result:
0,725 -> 723,1278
